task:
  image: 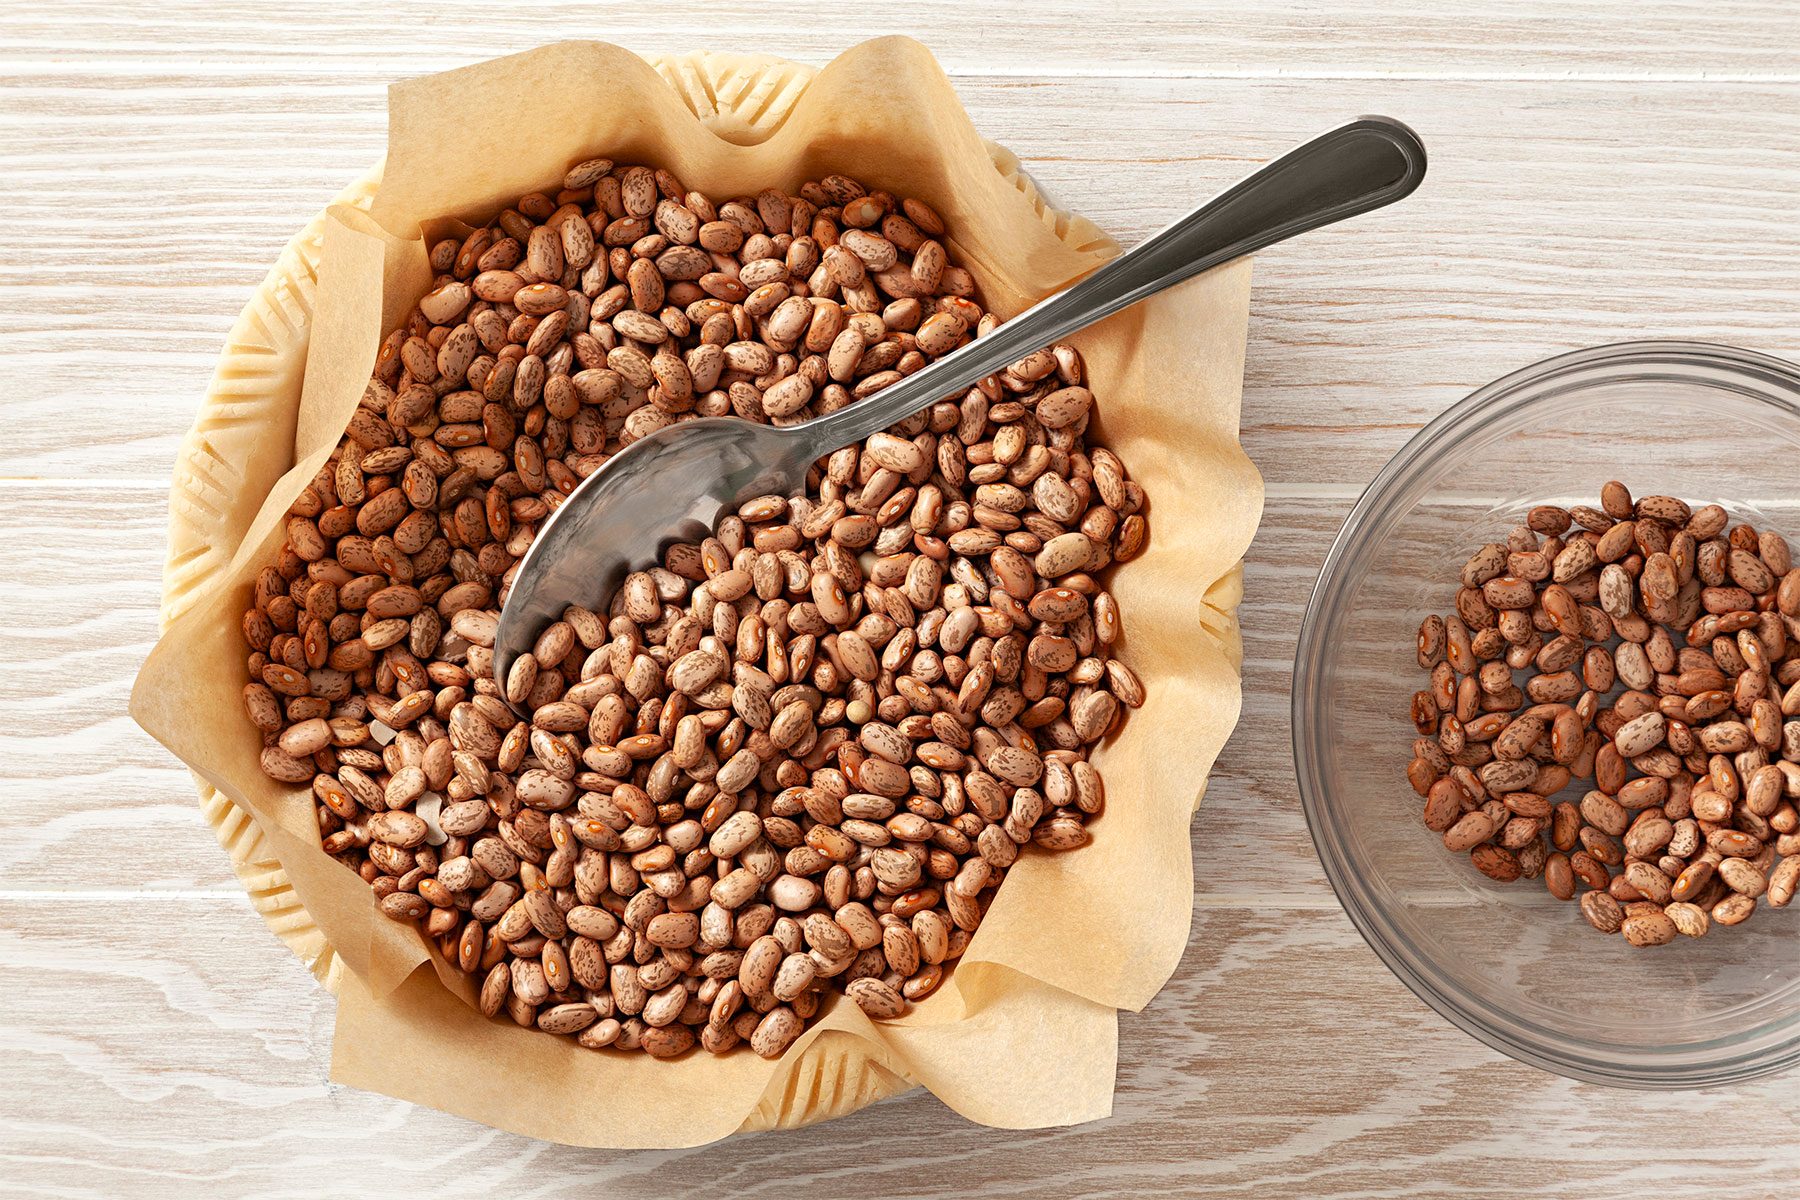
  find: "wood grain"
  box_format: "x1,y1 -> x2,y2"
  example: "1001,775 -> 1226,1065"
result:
4,898 -> 1795,1197
6,0 -> 1800,78
7,3 -> 1800,1192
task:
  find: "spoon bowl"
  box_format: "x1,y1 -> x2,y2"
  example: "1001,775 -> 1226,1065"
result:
495,414 -> 820,678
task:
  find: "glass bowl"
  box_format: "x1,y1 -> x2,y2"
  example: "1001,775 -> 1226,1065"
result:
1294,340 -> 1800,1088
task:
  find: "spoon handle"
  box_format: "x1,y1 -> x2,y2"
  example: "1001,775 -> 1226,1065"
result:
803,115 -> 1427,452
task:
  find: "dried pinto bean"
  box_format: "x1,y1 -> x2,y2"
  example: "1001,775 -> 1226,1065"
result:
1410,483 -> 1800,949
244,159 -> 1145,1057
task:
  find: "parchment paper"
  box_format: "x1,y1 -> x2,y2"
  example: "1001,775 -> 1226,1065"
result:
131,36 -> 1261,1147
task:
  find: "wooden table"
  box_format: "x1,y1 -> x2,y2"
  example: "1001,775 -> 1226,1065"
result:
6,4 -> 1799,1194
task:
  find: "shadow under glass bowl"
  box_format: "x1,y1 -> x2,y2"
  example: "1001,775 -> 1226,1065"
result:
1294,340 -> 1800,1088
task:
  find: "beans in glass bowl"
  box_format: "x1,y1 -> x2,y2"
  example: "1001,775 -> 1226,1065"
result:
1410,481 -> 1800,946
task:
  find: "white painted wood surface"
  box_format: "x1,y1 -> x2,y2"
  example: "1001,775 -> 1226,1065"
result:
5,3 -> 1800,1195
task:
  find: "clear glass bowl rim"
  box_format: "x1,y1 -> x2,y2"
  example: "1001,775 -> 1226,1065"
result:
1293,339 -> 1800,1089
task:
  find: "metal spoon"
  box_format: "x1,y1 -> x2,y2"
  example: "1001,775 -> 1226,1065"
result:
494,116 -> 1427,693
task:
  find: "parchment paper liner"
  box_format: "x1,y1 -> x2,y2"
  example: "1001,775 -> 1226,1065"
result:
131,37 -> 1260,1146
